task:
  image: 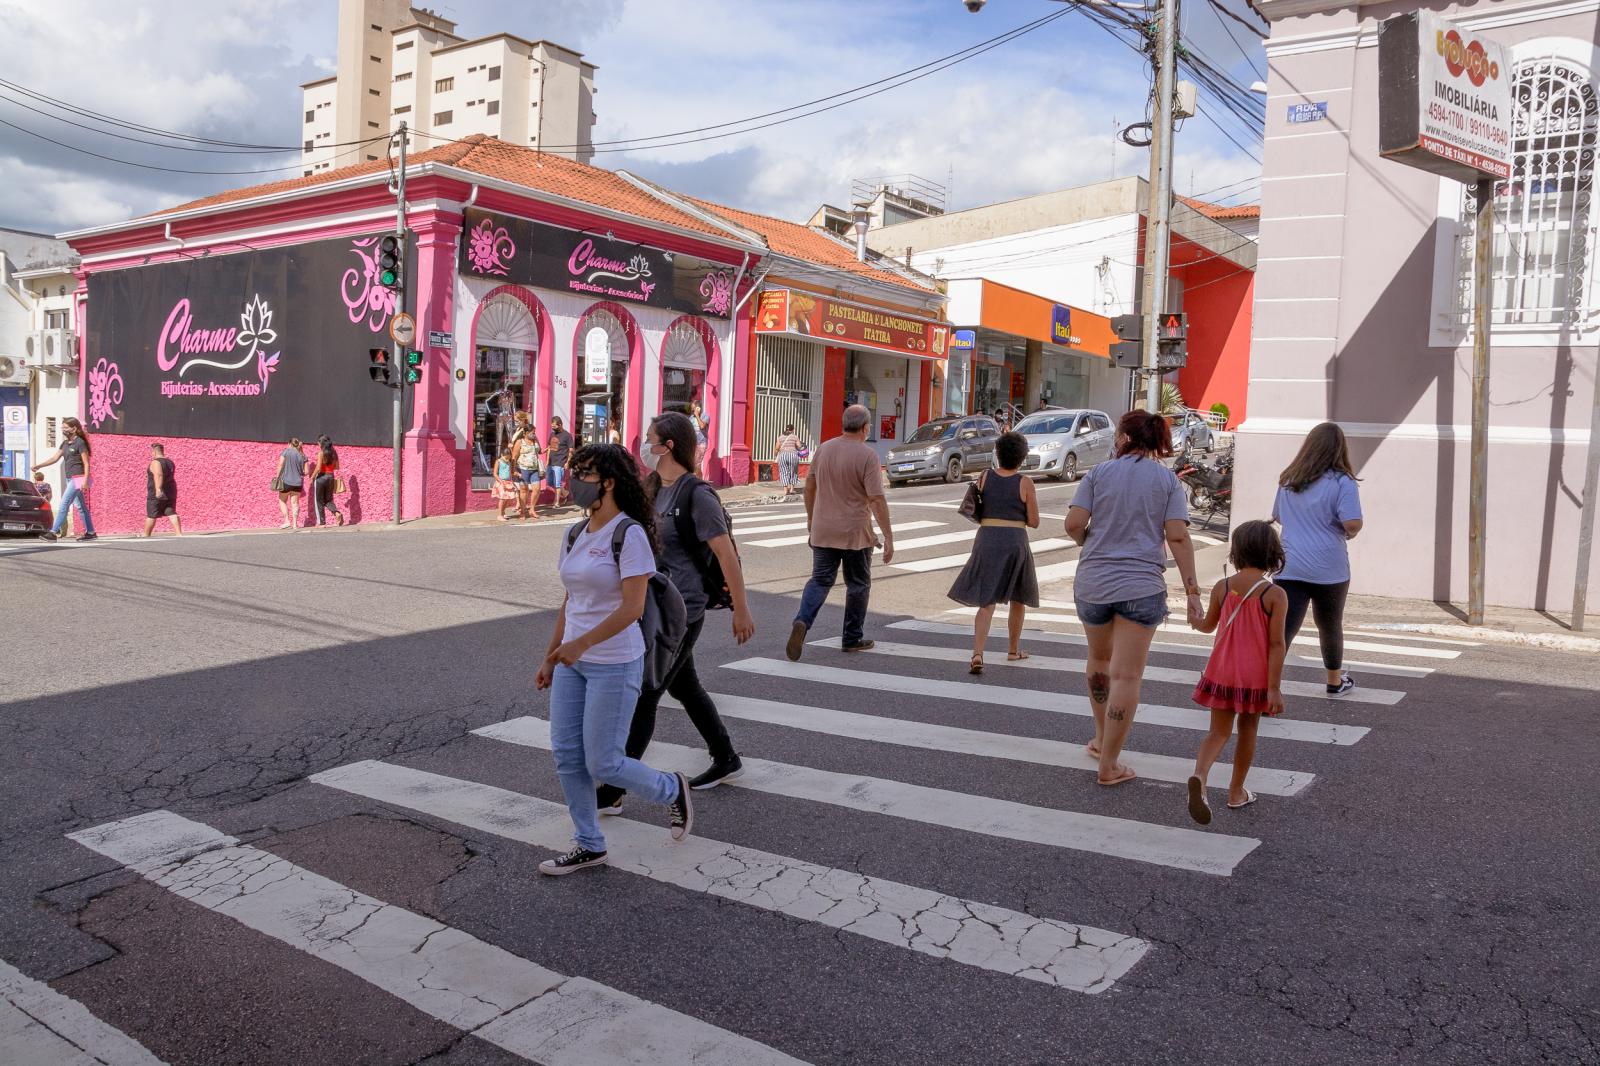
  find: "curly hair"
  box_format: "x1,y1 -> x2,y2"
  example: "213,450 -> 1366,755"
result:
569,442 -> 658,550
994,430 -> 1029,470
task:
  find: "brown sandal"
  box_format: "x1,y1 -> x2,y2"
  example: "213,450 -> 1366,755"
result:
969,653 -> 984,676
1008,650 -> 1030,662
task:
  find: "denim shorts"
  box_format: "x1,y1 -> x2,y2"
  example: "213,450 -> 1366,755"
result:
1075,591 -> 1169,628
516,469 -> 541,486
545,465 -> 566,488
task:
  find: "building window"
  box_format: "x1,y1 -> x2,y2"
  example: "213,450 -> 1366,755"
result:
394,105 -> 411,114
305,109 -> 315,123
368,121 -> 379,128
366,155 -> 377,161
371,22 -> 381,30
46,310 -> 69,329
467,66 -> 477,73
397,40 -> 413,51
371,55 -> 382,63
368,88 -> 379,96
1455,50 -> 1599,330
304,169 -> 313,177
487,100 -> 499,116
488,66 -> 501,81
434,110 -> 453,125
394,71 -> 411,82
435,77 -> 453,92
303,139 -> 314,151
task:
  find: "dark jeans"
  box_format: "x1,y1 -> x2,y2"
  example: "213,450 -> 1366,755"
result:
1279,578 -> 1350,669
598,617 -> 736,803
795,545 -> 873,646
313,474 -> 341,525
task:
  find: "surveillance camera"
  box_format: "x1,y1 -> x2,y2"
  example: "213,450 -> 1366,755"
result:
964,0 -> 986,10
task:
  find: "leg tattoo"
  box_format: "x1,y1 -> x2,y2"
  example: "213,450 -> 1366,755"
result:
1089,672 -> 1110,705
1107,705 -> 1127,722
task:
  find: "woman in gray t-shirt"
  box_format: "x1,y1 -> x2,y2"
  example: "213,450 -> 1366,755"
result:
275,437 -> 305,529
1064,411 -> 1203,787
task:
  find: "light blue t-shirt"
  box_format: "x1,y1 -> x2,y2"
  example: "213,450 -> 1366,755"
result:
1273,472 -> 1362,584
1072,455 -> 1189,603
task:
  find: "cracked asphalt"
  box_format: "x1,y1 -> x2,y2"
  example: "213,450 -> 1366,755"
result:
3,478 -> 1599,1065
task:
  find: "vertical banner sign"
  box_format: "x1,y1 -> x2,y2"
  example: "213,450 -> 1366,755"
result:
583,327 -> 610,385
1378,12 -> 1511,181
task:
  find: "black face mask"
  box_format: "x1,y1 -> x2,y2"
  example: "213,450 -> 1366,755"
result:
569,478 -> 603,512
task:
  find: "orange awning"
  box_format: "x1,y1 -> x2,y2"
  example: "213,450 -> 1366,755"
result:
973,280 -> 1112,360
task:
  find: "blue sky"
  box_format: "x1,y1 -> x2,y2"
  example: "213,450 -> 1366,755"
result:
0,0 -> 1264,234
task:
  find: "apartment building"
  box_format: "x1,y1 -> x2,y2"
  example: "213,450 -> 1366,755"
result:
300,0 -> 596,176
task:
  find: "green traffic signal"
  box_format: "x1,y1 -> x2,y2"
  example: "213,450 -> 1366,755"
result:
405,350 -> 424,367
380,268 -> 398,286
403,349 -> 423,385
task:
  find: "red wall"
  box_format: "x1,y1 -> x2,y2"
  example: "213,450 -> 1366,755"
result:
1177,263 -> 1254,428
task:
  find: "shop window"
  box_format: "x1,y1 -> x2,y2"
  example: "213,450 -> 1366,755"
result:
660,319 -> 709,415
575,307 -> 632,447
754,335 -> 821,459
470,295 -> 540,481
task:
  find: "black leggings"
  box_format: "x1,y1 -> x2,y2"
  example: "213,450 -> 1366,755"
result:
313,474 -> 341,525
1278,579 -> 1350,670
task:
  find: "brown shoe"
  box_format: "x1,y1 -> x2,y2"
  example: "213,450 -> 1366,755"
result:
785,621 -> 807,662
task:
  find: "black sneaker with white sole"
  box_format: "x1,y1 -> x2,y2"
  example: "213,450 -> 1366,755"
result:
1327,675 -> 1355,696
689,756 -> 744,790
539,846 -> 608,875
667,771 -> 693,841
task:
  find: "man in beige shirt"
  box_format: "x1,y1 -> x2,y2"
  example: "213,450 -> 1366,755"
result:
785,404 -> 895,660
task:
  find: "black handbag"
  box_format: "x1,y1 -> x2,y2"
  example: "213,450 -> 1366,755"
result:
958,471 -> 987,524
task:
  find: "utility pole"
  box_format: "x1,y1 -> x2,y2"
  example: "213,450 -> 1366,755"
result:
391,123 -> 408,527
1139,0 -> 1178,414
1467,176 -> 1492,625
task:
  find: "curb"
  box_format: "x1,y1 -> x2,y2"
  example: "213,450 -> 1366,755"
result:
1361,622 -> 1600,655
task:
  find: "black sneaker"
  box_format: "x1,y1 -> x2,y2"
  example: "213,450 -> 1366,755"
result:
785,620 -> 808,662
667,771 -> 693,841
39,531 -> 58,542
75,532 -> 97,542
689,756 -> 744,790
842,640 -> 875,653
596,786 -> 625,816
1327,675 -> 1355,696
538,846 -> 608,876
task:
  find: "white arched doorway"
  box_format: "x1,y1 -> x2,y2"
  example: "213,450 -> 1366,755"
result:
574,306 -> 633,447
661,318 -> 710,416
471,292 -> 540,483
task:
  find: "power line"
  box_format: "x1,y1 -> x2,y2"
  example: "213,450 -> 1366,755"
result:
1208,0 -> 1269,43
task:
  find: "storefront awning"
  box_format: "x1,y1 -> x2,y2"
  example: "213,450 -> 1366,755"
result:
950,280 -> 1114,360
753,288 -> 951,362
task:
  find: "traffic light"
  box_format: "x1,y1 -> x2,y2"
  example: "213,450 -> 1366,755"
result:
1157,312 -> 1188,369
1110,314 -> 1143,369
369,347 -> 393,386
377,234 -> 403,293
403,349 -> 424,385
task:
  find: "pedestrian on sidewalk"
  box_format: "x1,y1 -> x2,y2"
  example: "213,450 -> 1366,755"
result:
774,424 -> 804,497
492,446 -> 518,520
33,416 -> 95,542
1273,422 -> 1364,696
596,413 -> 755,815
544,416 -> 574,508
1185,520 -> 1289,823
785,404 -> 894,660
274,437 -> 305,529
142,443 -> 182,537
1064,410 -> 1203,786
690,401 -> 710,477
512,416 -> 542,521
949,430 -> 1040,675
310,436 -> 344,527
31,471 -> 50,506
535,443 -> 694,875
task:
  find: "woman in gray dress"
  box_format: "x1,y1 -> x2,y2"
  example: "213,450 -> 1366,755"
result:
948,431 -> 1040,674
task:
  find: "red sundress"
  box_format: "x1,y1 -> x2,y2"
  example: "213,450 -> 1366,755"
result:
1192,583 -> 1279,716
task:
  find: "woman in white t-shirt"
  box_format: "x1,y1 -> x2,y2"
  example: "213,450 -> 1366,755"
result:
535,443 -> 694,874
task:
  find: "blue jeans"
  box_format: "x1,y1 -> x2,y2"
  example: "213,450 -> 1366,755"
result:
1075,591 -> 1169,628
52,478 -> 94,536
549,655 -> 678,852
795,546 -> 872,646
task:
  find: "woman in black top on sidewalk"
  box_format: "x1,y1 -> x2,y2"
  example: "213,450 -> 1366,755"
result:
948,431 -> 1040,674
595,411 -> 756,814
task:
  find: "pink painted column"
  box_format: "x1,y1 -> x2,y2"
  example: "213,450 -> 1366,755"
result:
727,304 -> 755,485
405,210 -> 463,520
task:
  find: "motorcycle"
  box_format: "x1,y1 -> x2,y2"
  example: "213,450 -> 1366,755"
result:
1175,449 -> 1233,519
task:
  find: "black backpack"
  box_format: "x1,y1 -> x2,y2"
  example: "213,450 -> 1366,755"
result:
565,517 -> 688,691
668,475 -> 737,611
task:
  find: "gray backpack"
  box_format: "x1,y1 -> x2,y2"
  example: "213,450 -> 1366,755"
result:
565,517 -> 688,691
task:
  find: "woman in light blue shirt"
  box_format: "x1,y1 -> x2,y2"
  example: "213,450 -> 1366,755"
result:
1273,423 -> 1364,696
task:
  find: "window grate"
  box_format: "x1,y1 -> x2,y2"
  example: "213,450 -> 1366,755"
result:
754,336 -> 820,459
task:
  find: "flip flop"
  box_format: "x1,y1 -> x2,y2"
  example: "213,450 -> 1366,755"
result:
1227,790 -> 1258,810
1007,650 -> 1030,662
969,654 -> 984,676
1187,775 -> 1212,825
1097,765 -> 1137,787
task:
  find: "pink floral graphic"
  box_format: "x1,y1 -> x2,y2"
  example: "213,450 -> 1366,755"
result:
467,218 -> 515,275
342,236 -> 398,332
699,270 -> 733,316
87,358 -> 123,428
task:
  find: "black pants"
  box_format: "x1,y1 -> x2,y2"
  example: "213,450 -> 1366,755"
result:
313,474 -> 341,525
598,617 -> 735,801
1278,578 -> 1350,670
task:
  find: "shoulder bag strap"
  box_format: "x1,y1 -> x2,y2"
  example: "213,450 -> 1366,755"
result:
1220,578 -> 1272,635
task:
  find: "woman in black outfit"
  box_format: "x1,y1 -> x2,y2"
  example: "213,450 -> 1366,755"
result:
311,436 -> 344,527
948,430 -> 1041,673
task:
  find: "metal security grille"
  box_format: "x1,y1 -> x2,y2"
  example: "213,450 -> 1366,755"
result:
754,336 -> 820,460
1459,54 -> 1599,327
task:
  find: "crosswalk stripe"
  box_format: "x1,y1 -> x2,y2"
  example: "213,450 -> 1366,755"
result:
890,620 -> 1435,679
823,638 -> 1405,706
475,718 -> 1261,876
731,519 -> 813,536
748,521 -> 942,548
313,761 -> 1150,994
1034,600 -> 1480,647
984,608 -> 1459,660
679,691 -> 1314,797
885,529 -> 977,551
1031,558 -> 1081,584
0,958 -> 166,1065
721,658 -> 1369,746
68,811 -> 806,1066
891,538 -> 1076,573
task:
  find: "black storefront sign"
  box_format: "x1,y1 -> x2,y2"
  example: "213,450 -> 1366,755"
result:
85,234 -> 406,446
458,208 -> 735,319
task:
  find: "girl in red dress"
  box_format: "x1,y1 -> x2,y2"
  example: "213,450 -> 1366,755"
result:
1186,520 -> 1289,824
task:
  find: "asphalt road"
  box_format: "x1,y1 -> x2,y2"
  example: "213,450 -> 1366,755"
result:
2,476 -> 1597,1066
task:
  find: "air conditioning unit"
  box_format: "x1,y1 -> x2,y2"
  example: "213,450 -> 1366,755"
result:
37,328 -> 77,368
0,355 -> 29,385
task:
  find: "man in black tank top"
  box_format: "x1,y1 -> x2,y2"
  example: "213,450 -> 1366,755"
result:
143,443 -> 183,537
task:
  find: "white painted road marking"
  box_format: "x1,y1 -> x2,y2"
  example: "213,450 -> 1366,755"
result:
682,690 -> 1314,797
887,529 -> 978,551
890,620 -> 1434,679
476,717 -> 1262,876
69,811 -> 807,1066
313,761 -> 1150,994
731,519 -> 814,536
748,521 -> 942,548
720,658 -> 1369,746
1031,557 -> 1081,584
891,538 -> 1076,573
0,958 -> 166,1065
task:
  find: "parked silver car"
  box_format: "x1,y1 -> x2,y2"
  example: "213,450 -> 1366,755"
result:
1169,411 -> 1216,454
1015,408 -> 1115,481
886,415 -> 1002,485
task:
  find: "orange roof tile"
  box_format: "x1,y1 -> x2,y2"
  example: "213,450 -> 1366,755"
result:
685,196 -> 936,293
1177,195 -> 1261,221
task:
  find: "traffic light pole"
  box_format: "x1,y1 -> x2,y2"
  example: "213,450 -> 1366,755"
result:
390,123 -> 407,527
1138,0 -> 1178,413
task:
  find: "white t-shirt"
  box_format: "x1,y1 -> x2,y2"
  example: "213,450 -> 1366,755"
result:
559,513 -> 655,664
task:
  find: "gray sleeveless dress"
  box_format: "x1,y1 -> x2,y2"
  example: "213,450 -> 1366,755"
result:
947,471 -> 1040,608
